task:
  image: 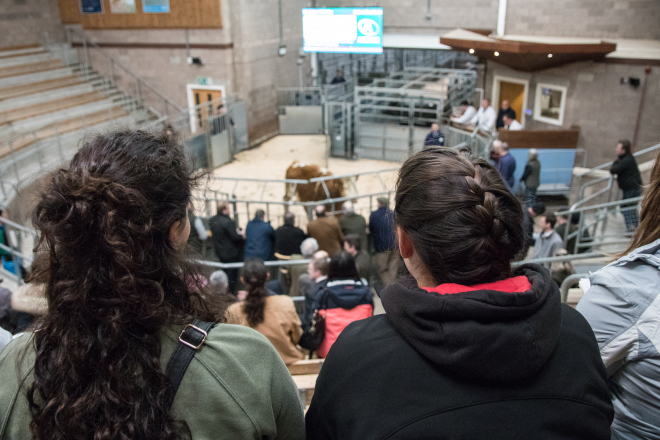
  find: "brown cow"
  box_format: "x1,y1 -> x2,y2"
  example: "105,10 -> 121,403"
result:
284,162 -> 357,211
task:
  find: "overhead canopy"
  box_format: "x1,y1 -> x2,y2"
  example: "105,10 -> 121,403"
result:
440,29 -> 617,71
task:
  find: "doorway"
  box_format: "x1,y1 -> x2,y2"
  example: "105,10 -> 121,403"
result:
492,76 -> 529,127
186,84 -> 226,133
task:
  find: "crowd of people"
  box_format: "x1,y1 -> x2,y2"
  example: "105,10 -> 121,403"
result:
0,128 -> 655,440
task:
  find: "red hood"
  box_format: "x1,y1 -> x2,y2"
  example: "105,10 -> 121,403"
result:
423,276 -> 531,296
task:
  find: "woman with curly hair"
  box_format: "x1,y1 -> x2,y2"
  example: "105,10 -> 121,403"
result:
0,130 -> 304,440
227,259 -> 304,365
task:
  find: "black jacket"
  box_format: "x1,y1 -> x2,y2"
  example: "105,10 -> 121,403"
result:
274,224 -> 307,256
610,153 -> 642,192
306,265 -> 613,440
208,213 -> 243,262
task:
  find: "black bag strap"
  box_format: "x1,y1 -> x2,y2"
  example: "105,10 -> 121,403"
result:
165,319 -> 214,412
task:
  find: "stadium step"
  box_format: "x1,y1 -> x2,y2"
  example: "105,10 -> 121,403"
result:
0,59 -> 65,79
0,91 -> 106,125
0,45 -> 43,59
0,75 -> 87,101
0,67 -> 77,89
0,83 -> 94,111
0,52 -> 58,69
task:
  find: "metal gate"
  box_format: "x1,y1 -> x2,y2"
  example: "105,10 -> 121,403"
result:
277,88 -> 324,135
327,101 -> 355,159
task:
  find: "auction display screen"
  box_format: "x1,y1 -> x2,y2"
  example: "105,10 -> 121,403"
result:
302,7 -> 384,54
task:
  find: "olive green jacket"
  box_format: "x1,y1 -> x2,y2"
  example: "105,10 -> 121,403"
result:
0,324 -> 305,440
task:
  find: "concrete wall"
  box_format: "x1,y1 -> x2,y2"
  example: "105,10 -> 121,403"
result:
0,0 -> 65,48
505,0 -> 660,39
484,60 -> 660,167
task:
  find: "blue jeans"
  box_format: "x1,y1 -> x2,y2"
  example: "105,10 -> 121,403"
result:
622,188 -> 642,231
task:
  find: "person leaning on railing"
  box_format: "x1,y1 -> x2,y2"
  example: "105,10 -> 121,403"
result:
306,147 -> 613,440
577,149 -> 660,440
0,130 -> 305,440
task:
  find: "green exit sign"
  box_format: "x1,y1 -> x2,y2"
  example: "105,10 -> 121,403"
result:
197,76 -> 213,86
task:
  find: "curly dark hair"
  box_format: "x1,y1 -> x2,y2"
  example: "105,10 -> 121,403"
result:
25,130 -> 227,440
395,147 -> 524,285
242,259 -> 269,327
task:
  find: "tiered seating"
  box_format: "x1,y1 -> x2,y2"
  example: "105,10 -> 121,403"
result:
288,359 -> 323,409
0,44 -> 146,167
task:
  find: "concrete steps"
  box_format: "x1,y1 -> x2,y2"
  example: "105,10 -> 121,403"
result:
0,45 -> 43,59
0,91 -> 107,124
0,75 -> 87,101
0,52 -> 57,69
0,67 -> 77,89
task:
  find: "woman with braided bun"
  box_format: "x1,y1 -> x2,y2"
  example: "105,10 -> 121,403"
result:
0,131 -> 304,440
306,147 -> 613,440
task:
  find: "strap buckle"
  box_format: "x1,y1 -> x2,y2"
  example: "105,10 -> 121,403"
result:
178,323 -> 208,350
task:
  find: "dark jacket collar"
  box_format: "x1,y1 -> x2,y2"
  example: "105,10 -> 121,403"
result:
380,264 -> 562,382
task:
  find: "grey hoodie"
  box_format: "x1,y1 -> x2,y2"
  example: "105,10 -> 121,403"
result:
577,238 -> 660,440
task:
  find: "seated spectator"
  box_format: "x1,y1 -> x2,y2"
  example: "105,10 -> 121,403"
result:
550,248 -> 575,288
302,251 -> 329,329
502,113 -> 523,131
306,147 -> 613,439
209,269 -> 229,296
343,234 -> 371,283
369,197 -> 399,288
244,209 -> 275,261
338,201 -> 367,251
521,200 -> 545,259
469,98 -> 497,132
0,131 -> 305,439
307,205 -> 344,256
424,123 -> 445,148
496,100 -> 516,129
555,212 -> 576,254
532,213 -> 564,268
289,237 -> 319,299
578,150 -> 660,439
227,260 -> 304,366
450,100 -> 477,125
311,251 -> 373,358
572,211 -> 592,253
274,212 -> 307,257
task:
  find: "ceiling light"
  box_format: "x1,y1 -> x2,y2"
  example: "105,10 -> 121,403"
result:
469,48 -> 475,54
494,51 -> 499,56
548,54 -> 553,58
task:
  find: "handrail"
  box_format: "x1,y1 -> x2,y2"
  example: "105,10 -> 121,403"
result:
68,28 -> 183,114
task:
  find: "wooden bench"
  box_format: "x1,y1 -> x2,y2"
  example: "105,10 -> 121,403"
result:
0,60 -> 64,79
288,359 -> 324,410
0,76 -> 86,101
0,92 -> 106,125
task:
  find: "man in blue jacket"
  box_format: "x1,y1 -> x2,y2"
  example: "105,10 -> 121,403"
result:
495,141 -> 516,191
369,197 -> 399,288
424,123 -> 445,148
244,209 -> 275,261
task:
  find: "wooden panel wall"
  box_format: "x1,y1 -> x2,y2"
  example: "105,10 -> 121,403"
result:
58,0 -> 222,29
58,0 -> 82,24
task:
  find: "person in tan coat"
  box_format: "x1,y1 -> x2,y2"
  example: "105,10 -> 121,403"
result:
306,205 -> 344,256
227,259 -> 304,365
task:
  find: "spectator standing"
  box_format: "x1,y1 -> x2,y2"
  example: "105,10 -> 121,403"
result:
520,148 -> 541,203
502,113 -> 523,130
338,201 -> 367,251
470,98 -> 497,132
369,197 -> 399,287
331,69 -> 346,84
302,251 -> 329,330
521,200 -> 545,259
306,147 -> 612,440
532,213 -> 564,268
450,100 -> 477,124
289,238 -> 319,299
496,99 -> 516,129
227,260 -> 304,366
311,252 -> 373,358
244,209 -> 275,261
0,131 -> 304,440
610,140 -> 642,231
307,205 -> 344,256
423,123 -> 445,148
209,201 -> 244,293
343,234 -> 371,283
577,150 -> 660,440
274,212 -> 307,257
495,142 -> 516,190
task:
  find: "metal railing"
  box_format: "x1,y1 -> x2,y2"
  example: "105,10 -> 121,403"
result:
67,28 -> 184,119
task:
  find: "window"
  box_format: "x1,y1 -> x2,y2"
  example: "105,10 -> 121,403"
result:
533,83 -> 567,126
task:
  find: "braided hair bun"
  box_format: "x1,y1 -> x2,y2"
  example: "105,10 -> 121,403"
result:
395,147 -> 524,285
